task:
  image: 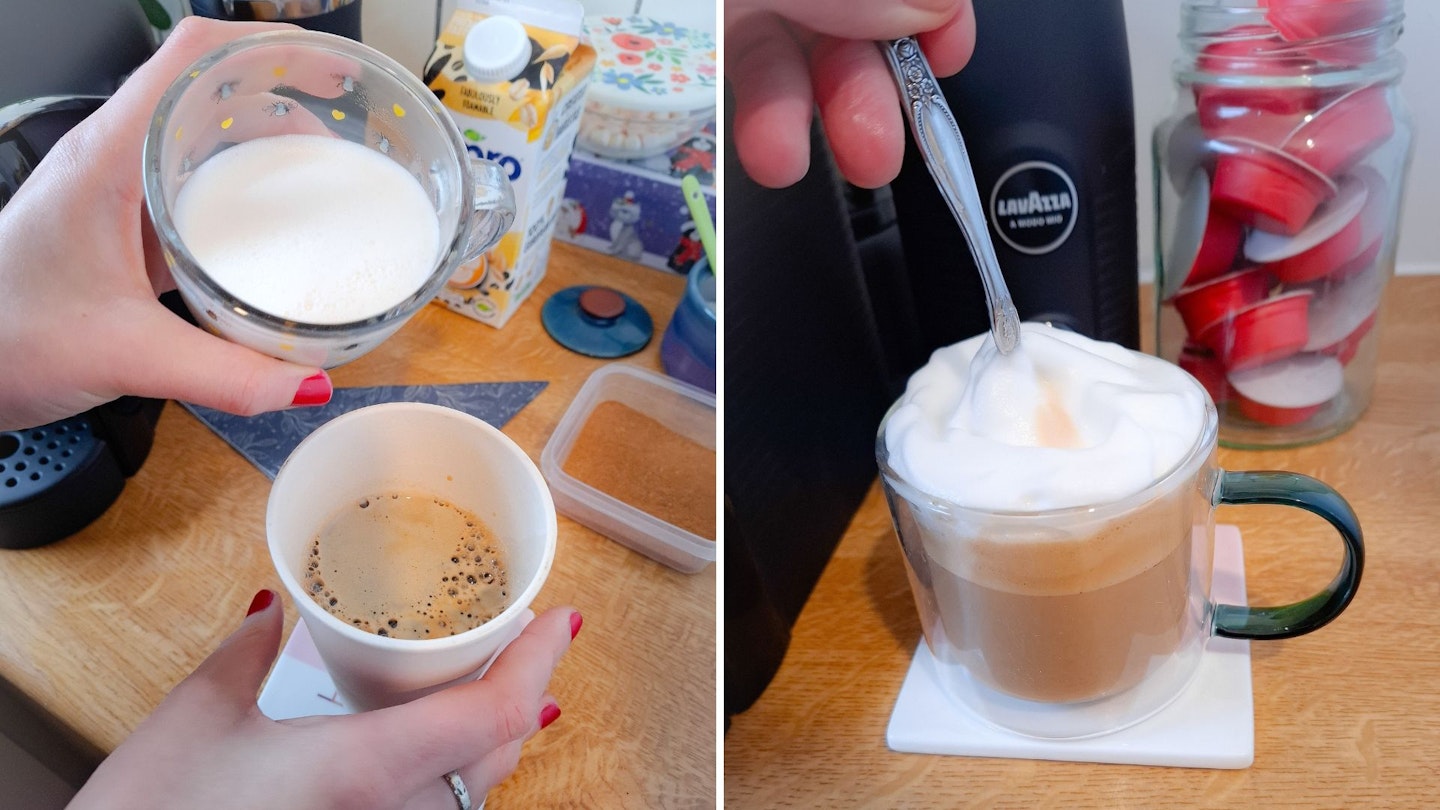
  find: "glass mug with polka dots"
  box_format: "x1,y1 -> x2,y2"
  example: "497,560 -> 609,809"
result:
143,30 -> 516,368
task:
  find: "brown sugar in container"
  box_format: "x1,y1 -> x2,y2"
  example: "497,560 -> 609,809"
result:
540,364 -> 716,572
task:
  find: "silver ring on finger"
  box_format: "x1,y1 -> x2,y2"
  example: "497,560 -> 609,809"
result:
442,769 -> 472,810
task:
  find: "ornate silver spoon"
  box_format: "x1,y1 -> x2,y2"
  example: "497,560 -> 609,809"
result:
883,37 -> 1022,354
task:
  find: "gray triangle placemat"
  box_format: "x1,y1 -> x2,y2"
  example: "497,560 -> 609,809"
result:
182,382 -> 547,479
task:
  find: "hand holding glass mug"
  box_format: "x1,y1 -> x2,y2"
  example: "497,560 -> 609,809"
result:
0,19 -> 348,431
144,26 -> 518,368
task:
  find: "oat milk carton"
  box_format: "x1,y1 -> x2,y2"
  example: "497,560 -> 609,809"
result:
426,0 -> 595,327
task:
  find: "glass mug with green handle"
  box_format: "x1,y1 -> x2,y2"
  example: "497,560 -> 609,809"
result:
143,30 -> 516,368
877,333 -> 1362,740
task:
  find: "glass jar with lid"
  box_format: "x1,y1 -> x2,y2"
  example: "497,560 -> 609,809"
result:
1153,0 -> 1412,447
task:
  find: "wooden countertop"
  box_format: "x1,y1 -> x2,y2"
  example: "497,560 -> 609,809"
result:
0,243 -> 716,807
726,275 -> 1440,808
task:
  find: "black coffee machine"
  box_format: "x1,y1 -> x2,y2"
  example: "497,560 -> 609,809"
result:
889,0 -> 1139,351
0,4 -> 165,550
725,0 -> 1138,720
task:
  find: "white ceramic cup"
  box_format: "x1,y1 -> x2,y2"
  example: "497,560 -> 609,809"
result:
266,403 -> 556,711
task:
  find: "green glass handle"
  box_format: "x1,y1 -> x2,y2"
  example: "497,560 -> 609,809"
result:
1213,471 -> 1364,640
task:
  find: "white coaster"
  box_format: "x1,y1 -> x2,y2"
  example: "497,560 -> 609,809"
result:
887,524 -> 1254,769
258,611 -> 533,720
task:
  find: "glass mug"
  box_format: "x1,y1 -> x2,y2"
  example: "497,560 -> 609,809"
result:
877,371 -> 1363,739
143,31 -> 516,368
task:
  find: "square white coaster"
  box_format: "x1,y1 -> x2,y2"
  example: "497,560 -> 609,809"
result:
257,611 -> 533,720
257,619 -> 351,720
886,524 -> 1254,769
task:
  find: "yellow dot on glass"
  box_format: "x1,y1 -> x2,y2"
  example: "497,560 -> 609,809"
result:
279,343 -> 295,352
174,126 -> 183,141
189,70 -> 200,78
272,66 -> 287,77
220,117 -> 233,130
331,109 -> 346,121
392,103 -> 406,118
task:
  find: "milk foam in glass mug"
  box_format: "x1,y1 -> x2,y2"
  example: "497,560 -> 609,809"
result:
878,327 -> 1364,739
143,31 -> 517,368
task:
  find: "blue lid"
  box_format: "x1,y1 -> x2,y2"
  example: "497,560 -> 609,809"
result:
541,285 -> 653,357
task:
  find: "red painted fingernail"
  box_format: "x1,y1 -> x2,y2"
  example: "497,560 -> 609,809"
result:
246,589 -> 275,617
538,702 -> 561,730
290,372 -> 332,407
569,611 -> 583,640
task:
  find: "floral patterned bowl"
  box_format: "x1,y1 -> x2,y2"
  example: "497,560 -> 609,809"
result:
579,15 -> 716,159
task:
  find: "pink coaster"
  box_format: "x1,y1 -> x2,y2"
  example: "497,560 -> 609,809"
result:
887,525 -> 1254,769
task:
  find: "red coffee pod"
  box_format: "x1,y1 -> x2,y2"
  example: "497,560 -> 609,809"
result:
1271,219 -> 1363,284
1192,210 -> 1245,286
1228,352 -> 1344,426
1164,170 -> 1245,300
1261,0 -> 1388,43
1198,99 -> 1307,145
1211,137 -> 1337,236
1200,289 -> 1314,370
1332,238 -> 1381,282
1173,265 -> 1273,338
1236,397 -> 1321,426
1179,342 -> 1231,404
1317,312 -> 1376,365
1328,167 -> 1390,281
1245,172 -> 1368,283
1194,25 -> 1322,120
1302,263 -> 1385,354
1281,84 -> 1394,177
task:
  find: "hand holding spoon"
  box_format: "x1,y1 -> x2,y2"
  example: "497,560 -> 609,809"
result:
883,36 -> 1021,354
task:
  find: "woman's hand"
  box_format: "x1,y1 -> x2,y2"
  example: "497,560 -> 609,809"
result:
726,0 -> 976,189
69,591 -> 579,810
0,17 -> 334,431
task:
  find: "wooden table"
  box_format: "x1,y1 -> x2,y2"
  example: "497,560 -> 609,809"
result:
0,243 -> 716,807
726,276 -> 1440,808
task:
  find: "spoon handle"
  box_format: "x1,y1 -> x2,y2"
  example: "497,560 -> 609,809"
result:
883,37 -> 1021,354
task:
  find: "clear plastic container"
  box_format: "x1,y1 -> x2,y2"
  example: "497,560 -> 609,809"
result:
578,15 -> 717,159
540,364 -> 716,573
1153,0 -> 1412,447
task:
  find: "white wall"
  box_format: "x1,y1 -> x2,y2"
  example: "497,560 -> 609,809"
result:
1124,0 -> 1440,276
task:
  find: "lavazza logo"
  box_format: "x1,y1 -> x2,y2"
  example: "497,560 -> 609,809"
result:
989,161 -> 1078,255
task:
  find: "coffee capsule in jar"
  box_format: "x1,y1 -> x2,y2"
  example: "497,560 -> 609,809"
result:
1153,0 -> 1412,448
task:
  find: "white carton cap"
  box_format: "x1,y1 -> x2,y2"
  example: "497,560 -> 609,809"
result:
464,15 -> 532,83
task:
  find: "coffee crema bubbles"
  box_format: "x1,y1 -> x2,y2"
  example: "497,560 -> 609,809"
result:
303,492 -> 510,640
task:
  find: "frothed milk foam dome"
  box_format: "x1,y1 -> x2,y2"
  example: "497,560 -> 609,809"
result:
173,134 -> 441,324
885,323 -> 1206,511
